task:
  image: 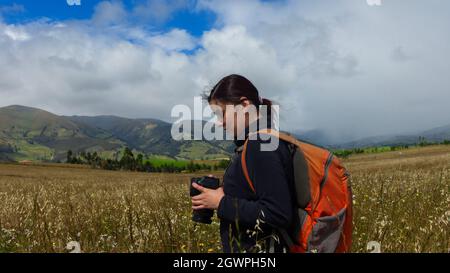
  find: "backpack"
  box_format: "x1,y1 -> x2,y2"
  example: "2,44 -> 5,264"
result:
240,129 -> 353,253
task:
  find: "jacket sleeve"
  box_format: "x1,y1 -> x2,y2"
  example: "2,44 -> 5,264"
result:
217,139 -> 293,230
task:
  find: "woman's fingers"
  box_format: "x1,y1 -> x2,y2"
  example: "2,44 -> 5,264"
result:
191,199 -> 203,206
192,182 -> 207,193
192,204 -> 206,210
191,193 -> 204,201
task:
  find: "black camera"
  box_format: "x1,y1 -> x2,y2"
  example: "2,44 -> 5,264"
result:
190,176 -> 220,224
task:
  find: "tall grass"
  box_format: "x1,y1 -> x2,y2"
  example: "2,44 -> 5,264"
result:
0,168 -> 221,253
0,145 -> 448,253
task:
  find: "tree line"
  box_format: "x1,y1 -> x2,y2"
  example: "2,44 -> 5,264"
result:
333,138 -> 450,159
66,147 -> 230,173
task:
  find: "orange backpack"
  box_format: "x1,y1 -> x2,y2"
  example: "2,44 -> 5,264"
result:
241,129 -> 353,253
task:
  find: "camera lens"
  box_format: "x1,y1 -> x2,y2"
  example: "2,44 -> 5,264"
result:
192,209 -> 214,224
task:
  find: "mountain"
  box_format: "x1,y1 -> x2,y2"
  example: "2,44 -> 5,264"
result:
0,105 -> 125,161
420,124 -> 450,142
292,129 -> 343,147
66,116 -> 234,159
0,105 -> 233,162
66,115 -> 179,156
334,124 -> 450,149
1,105 -> 448,162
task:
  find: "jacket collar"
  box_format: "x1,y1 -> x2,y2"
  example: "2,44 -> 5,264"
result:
233,116 -> 271,151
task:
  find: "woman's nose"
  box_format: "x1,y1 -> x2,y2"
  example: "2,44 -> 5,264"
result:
215,120 -> 225,128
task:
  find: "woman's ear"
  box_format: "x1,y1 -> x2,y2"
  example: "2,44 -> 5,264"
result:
239,96 -> 250,107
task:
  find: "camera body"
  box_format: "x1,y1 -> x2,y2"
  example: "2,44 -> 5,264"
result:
190,176 -> 220,224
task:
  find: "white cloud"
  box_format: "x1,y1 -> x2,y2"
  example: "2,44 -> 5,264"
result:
92,0 -> 128,26
0,0 -> 449,142
3,25 -> 30,41
150,28 -> 197,51
196,0 -> 450,139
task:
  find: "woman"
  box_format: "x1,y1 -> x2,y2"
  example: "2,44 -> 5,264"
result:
191,74 -> 295,253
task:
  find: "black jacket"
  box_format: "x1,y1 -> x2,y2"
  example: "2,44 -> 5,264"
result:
217,119 -> 296,253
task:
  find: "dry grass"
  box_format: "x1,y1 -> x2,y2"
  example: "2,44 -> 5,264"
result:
0,165 -> 222,253
348,145 -> 449,253
0,145 -> 449,253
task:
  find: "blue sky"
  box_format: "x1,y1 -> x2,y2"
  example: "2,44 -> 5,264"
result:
0,0 -> 216,36
0,0 -> 449,140
0,1 -> 97,21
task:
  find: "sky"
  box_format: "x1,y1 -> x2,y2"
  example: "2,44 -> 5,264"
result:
0,0 -> 449,142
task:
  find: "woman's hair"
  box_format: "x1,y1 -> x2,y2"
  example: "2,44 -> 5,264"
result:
203,74 -> 273,116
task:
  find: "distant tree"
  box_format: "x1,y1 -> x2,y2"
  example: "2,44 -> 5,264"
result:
120,147 -> 136,170
67,150 -> 73,163
136,153 -> 144,171
418,136 -> 429,147
80,151 -> 86,161
65,148 -> 225,173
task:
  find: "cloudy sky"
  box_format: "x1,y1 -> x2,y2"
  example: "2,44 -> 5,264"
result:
0,0 -> 449,142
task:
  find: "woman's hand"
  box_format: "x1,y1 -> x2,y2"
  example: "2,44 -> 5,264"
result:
191,183 -> 224,210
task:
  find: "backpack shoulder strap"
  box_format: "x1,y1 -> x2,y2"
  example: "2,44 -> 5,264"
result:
241,139 -> 255,192
241,129 -> 297,193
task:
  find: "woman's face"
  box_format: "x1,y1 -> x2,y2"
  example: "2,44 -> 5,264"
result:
210,98 -> 255,137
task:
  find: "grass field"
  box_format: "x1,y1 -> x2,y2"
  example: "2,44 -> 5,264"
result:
0,145 -> 448,253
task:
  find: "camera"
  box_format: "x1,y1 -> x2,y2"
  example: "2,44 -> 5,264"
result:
190,176 -> 220,224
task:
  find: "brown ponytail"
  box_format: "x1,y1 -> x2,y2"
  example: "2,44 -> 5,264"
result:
261,97 -> 272,118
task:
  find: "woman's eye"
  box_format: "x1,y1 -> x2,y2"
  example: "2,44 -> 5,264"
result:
212,108 -> 225,119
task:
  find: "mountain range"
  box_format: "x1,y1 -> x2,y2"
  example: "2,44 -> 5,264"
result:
0,105 -> 449,162
294,125 -> 450,149
0,105 -> 233,162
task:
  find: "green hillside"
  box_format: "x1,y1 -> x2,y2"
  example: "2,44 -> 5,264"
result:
0,105 -> 233,162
